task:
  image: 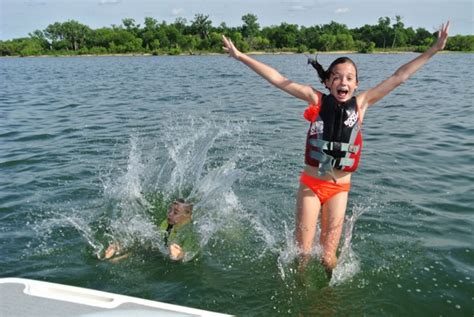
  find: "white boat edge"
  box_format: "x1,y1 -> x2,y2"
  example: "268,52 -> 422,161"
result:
0,277 -> 232,316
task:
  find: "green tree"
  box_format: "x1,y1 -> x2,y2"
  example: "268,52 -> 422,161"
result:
44,20 -> 90,51
321,21 -> 350,35
165,24 -> 181,48
191,14 -> 212,39
299,25 -> 323,50
1,14 -> 470,56
44,22 -> 67,50
391,15 -> 406,48
375,17 -> 392,48
216,22 -> 231,35
356,40 -> 376,53
122,18 -> 140,37
87,27 -> 115,49
352,24 -> 375,45
446,35 -> 474,51
141,17 -> 158,49
228,32 -> 249,52
334,34 -> 355,50
155,29 -> 170,49
241,13 -> 260,39
28,30 -> 50,50
411,27 -> 433,46
207,32 -> 223,51
63,20 -> 91,51
262,23 -> 299,48
178,35 -> 200,52
173,17 -> 188,34
247,36 -> 270,50
318,33 -> 336,51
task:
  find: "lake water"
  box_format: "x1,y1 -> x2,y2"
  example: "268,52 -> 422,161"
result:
0,53 -> 473,316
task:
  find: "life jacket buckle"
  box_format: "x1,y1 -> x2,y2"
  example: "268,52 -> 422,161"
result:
348,144 -> 358,153
332,142 -> 342,151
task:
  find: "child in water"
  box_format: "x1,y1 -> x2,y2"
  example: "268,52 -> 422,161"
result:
222,22 -> 450,276
103,199 -> 198,262
159,199 -> 198,261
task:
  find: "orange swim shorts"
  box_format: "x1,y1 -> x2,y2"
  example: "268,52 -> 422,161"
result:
300,172 -> 351,205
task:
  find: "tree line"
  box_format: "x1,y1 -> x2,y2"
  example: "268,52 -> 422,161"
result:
1,14 -> 472,57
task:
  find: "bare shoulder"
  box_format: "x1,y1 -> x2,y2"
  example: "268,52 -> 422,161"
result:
308,87 -> 323,105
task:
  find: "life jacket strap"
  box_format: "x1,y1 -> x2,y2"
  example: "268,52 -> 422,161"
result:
164,224 -> 174,247
310,151 -> 355,176
309,139 -> 359,153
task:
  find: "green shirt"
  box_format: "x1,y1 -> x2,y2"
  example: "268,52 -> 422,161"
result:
159,219 -> 200,262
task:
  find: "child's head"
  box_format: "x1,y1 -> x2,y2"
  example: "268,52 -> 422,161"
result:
309,56 -> 359,103
167,199 -> 193,225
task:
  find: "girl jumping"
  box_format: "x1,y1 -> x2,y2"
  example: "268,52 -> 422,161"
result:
222,22 -> 450,276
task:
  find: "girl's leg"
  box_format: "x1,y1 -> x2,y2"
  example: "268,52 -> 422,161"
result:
319,191 -> 349,271
295,183 -> 321,266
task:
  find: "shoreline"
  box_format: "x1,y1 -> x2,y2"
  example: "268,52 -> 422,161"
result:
0,49 -> 465,58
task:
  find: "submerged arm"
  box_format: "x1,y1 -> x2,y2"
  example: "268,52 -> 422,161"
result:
358,21 -> 450,110
222,35 -> 318,105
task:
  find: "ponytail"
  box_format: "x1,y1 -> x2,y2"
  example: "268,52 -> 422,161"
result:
308,55 -> 328,84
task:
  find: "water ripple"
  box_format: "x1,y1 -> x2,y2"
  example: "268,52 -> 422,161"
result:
0,53 -> 472,316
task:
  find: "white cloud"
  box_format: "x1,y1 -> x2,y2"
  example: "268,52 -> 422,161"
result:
290,5 -> 305,11
335,7 -> 349,14
172,8 -> 184,16
25,0 -> 47,6
98,0 -> 122,5
286,0 -> 316,12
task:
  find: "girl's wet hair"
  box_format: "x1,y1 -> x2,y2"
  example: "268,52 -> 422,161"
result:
172,199 -> 193,214
308,56 -> 358,85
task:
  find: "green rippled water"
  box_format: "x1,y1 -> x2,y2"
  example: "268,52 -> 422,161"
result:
0,54 -> 473,316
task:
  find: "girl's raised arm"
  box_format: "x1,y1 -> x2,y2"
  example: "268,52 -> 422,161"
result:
358,21 -> 450,111
222,35 -> 319,105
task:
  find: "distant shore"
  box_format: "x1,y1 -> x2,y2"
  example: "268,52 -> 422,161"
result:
1,49 -> 464,59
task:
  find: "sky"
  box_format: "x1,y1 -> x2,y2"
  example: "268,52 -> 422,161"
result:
0,0 -> 472,40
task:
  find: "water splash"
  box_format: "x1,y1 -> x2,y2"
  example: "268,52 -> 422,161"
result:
276,222 -> 300,280
275,202 -> 369,286
330,203 -> 367,286
30,111 -> 368,286
33,116 -> 260,261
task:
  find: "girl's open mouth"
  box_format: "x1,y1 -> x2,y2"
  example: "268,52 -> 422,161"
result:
337,88 -> 349,98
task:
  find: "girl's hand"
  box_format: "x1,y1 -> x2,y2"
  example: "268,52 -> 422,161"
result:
169,243 -> 184,261
222,35 -> 242,60
432,21 -> 450,52
104,242 -> 120,259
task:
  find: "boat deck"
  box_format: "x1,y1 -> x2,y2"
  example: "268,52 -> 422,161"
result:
0,278 -> 230,317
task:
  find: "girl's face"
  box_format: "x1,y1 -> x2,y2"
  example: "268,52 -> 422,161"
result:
167,202 -> 192,225
325,62 -> 358,103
